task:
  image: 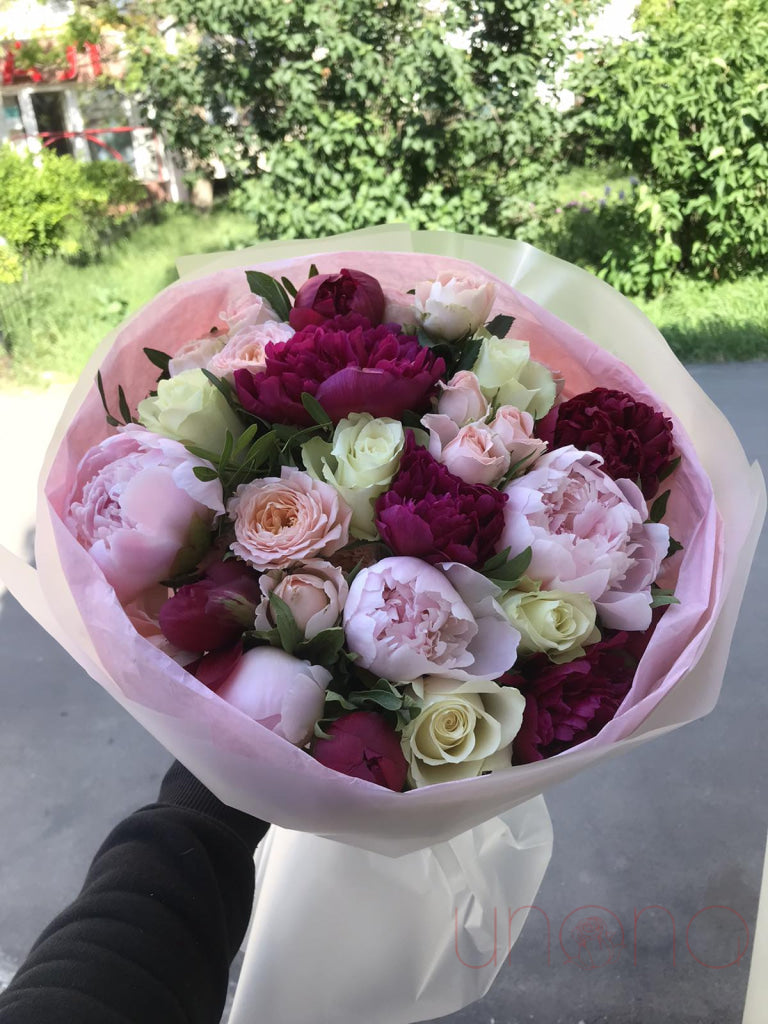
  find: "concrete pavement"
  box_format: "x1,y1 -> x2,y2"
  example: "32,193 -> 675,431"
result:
0,363 -> 766,1023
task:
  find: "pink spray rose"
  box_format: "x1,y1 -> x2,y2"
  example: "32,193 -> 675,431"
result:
66,425 -> 224,604
227,467 -> 351,571
215,646 -> 331,746
289,268 -> 386,330
436,371 -> 490,426
207,321 -> 294,383
343,556 -> 520,683
500,446 -> 670,632
421,414 -> 511,486
221,293 -> 278,333
313,711 -> 409,790
490,405 -> 548,467
169,332 -> 227,377
253,559 -> 349,639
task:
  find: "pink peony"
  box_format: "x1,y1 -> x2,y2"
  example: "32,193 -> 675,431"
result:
253,559 -> 348,639
422,414 -> 510,486
343,556 -> 520,683
227,467 -> 351,571
234,315 -> 445,426
500,446 -> 670,632
65,425 -> 224,604
313,711 -> 408,790
215,646 -> 331,746
207,321 -> 294,382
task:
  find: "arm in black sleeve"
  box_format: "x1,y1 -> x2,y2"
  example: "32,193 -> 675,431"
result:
0,762 -> 268,1024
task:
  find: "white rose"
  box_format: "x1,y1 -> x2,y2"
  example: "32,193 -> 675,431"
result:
302,413 -> 405,540
499,588 -> 601,663
401,676 -> 525,787
472,336 -> 557,419
414,272 -> 496,341
253,559 -> 348,640
137,368 -> 244,452
169,333 -> 227,376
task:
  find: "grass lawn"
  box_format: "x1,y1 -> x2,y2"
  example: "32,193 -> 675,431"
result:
1,204 -> 766,388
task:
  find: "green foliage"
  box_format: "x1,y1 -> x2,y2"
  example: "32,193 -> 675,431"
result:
0,146 -> 145,279
114,0 -> 591,237
568,0 -> 768,289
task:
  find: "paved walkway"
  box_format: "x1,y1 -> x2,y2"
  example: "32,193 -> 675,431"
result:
0,364 -> 766,1023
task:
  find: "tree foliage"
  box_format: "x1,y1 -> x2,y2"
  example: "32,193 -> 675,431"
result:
568,0 -> 768,289
103,0 -> 590,237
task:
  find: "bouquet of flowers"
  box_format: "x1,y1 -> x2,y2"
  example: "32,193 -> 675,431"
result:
2,227 -> 763,1024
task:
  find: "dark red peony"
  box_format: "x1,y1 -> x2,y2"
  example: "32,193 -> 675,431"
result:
289,268 -> 386,330
502,632 -> 637,763
535,387 -> 676,499
235,315 -> 445,426
375,433 -> 507,568
159,561 -> 261,653
313,711 -> 409,790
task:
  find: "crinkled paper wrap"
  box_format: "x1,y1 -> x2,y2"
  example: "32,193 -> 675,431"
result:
0,226 -> 763,1024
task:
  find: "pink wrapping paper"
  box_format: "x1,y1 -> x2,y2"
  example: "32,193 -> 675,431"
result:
25,247 -> 752,856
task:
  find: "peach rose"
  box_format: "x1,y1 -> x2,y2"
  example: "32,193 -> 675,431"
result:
253,559 -> 348,639
436,371 -> 490,426
227,468 -> 351,570
207,321 -> 294,383
422,414 -> 510,486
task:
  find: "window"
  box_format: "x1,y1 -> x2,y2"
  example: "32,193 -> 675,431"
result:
77,88 -> 135,167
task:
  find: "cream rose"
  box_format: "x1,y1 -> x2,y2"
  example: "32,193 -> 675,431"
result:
227,467 -> 351,570
301,413 -> 405,540
253,559 -> 348,639
207,321 -> 294,383
472,336 -> 557,419
169,332 -> 227,376
414,272 -> 496,341
137,369 -> 244,452
499,588 -> 601,663
401,677 -> 525,786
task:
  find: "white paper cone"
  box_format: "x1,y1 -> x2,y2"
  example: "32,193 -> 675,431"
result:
229,796 -> 552,1024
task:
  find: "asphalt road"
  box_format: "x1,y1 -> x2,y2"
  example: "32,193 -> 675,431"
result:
0,362 -> 766,1024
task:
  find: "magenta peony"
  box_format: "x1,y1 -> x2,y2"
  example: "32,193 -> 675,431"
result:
234,315 -> 445,426
503,633 -> 636,762
289,268 -> 386,330
313,711 -> 408,790
536,387 -> 676,499
158,560 -> 262,653
375,433 -> 507,568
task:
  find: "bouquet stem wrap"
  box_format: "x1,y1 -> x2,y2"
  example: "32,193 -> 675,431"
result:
0,226 -> 763,1022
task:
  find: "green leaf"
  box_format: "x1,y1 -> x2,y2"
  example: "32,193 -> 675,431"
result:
301,392 -> 332,426
483,547 -> 532,587
307,263 -> 319,278
281,275 -> 298,298
193,465 -> 219,481
454,336 -> 482,374
486,314 -> 515,337
324,689 -> 357,711
649,489 -> 671,523
201,368 -> 236,405
658,456 -> 681,483
143,347 -> 171,374
220,429 -> 234,468
665,536 -> 684,558
268,592 -> 303,655
233,422 -> 262,455
355,689 -> 403,711
297,627 -> 346,665
245,270 -> 292,321
95,370 -> 119,427
650,587 -> 680,608
481,547 -> 511,574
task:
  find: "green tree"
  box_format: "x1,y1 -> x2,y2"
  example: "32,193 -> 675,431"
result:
92,0 -> 589,237
569,0 -> 768,288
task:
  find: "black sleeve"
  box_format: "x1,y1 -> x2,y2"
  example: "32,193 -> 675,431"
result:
0,762 -> 268,1024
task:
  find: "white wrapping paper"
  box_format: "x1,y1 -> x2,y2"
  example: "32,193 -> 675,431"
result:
0,227 -> 763,1023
